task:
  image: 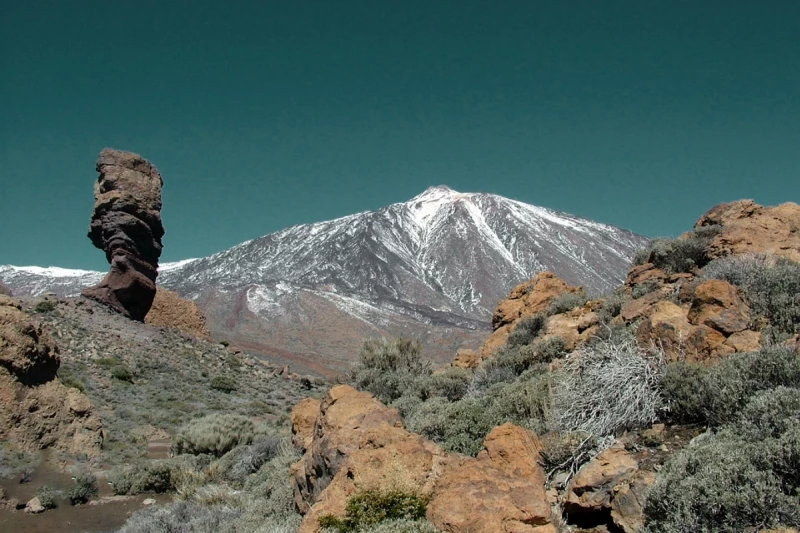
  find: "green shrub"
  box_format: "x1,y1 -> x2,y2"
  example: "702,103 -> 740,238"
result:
631,279 -> 662,299
174,414 -> 255,457
36,485 -> 58,509
532,336 -> 567,364
547,292 -> 588,315
215,435 -> 284,486
555,333 -> 665,436
57,366 -> 87,393
34,300 -> 56,313
633,225 -> 720,274
349,338 -> 432,404
702,254 -> 800,339
598,291 -> 628,324
111,364 -> 134,383
210,375 -> 237,393
645,426 -> 800,532
538,431 -> 598,478
321,518 -> 441,533
319,489 -> 428,532
68,473 -> 98,505
110,460 -> 177,495
419,367 -> 471,401
118,501 -> 241,533
506,313 -> 546,348
662,346 -> 800,426
484,344 -> 538,376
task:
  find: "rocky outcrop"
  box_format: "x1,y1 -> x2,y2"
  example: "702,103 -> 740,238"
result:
0,280 -> 11,297
0,296 -> 103,456
564,445 -> 654,533
477,272 -> 582,363
291,386 -> 555,533
82,148 -> 165,321
695,200 -> 800,262
145,287 -> 212,341
291,397 -> 321,451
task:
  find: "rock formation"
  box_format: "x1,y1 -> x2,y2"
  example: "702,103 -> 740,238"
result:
694,200 -> 800,262
0,279 -> 11,296
291,385 -> 556,533
82,148 -> 164,321
0,295 -> 103,455
145,287 -> 212,341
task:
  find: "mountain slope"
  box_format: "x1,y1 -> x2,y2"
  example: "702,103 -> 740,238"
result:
1,186 -> 648,374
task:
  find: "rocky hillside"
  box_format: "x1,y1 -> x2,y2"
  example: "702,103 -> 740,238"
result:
1,186 -> 647,375
289,199 -> 800,533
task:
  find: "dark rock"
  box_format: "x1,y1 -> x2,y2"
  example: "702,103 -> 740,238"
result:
81,148 -> 164,321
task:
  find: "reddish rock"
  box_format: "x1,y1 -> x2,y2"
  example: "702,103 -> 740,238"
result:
145,287 -> 211,340
0,296 -> 103,456
620,291 -> 665,323
636,301 -> 692,360
82,148 -> 165,321
685,325 -> 734,364
687,280 -> 750,335
543,308 -> 600,351
291,397 -> 321,451
724,330 -> 761,353
451,348 -> 482,369
292,388 -> 555,533
695,200 -> 800,262
625,263 -> 668,288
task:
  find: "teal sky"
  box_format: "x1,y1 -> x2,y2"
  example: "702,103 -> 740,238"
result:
2,1 -> 799,270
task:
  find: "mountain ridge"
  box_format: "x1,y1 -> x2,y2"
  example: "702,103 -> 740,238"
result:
1,187 -> 648,374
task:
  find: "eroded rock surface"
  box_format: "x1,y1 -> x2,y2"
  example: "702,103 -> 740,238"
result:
291,386 -> 555,533
145,287 -> 212,340
82,148 -> 164,321
0,280 -> 11,296
0,296 -> 103,456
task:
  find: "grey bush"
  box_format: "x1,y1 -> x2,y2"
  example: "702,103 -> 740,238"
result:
633,225 -> 720,274
702,254 -> 800,339
174,414 -> 255,457
506,313 -> 546,348
348,338 -> 431,404
555,333 -> 666,436
662,346 -> 800,426
36,485 -> 58,509
68,473 -> 98,505
547,292 -> 588,316
419,367 -> 471,401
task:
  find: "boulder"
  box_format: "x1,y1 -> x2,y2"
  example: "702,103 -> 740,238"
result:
565,445 -> 653,532
82,148 -> 165,321
0,295 -> 59,385
687,280 -> 750,335
24,497 -> 44,514
724,329 -> 761,353
145,287 -> 212,340
695,200 -> 800,262
636,301 -> 692,360
451,348 -> 482,369
0,280 -> 11,297
542,307 -> 600,351
292,387 -> 555,533
620,291 -> 664,323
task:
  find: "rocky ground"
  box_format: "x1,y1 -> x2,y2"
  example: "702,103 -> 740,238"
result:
0,292 -> 326,532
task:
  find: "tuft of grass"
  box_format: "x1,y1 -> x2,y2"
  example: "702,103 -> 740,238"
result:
173,414 -> 255,457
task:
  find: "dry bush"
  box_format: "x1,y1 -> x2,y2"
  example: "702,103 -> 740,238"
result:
555,333 -> 666,436
174,413 -> 255,457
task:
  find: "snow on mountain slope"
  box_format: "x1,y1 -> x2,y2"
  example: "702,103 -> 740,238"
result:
1,187 -> 648,373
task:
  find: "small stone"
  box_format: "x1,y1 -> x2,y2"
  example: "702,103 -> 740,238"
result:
143,498 -> 156,506
24,497 -> 45,514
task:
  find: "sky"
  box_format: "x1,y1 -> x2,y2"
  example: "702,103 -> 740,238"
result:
1,1 -> 799,271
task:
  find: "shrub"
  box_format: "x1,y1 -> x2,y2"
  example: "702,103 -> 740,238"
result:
319,489 -> 428,532
322,518 -> 441,533
532,336 -> 567,364
465,365 -> 516,398
210,375 -> 237,393
598,292 -> 627,324
110,460 -> 177,495
349,338 -> 431,404
662,346 -> 800,426
555,333 -> 665,436
702,254 -> 800,339
419,367 -> 471,402
111,364 -> 134,383
631,279 -> 662,299
547,292 -> 588,315
36,485 -> 58,509
57,366 -> 87,393
506,313 -> 546,348
118,501 -> 241,533
633,225 -> 720,274
68,473 -> 98,505
34,300 -> 56,313
216,435 -> 284,486
539,431 -> 602,481
174,414 -> 255,457
645,427 -> 800,532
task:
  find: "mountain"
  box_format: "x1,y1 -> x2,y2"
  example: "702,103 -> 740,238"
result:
1,186 -> 648,375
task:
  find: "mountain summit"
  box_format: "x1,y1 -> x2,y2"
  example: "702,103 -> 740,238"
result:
1,188 -> 648,374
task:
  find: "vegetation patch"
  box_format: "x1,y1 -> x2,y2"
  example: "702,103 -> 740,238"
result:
319,489 -> 429,532
173,413 -> 255,457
